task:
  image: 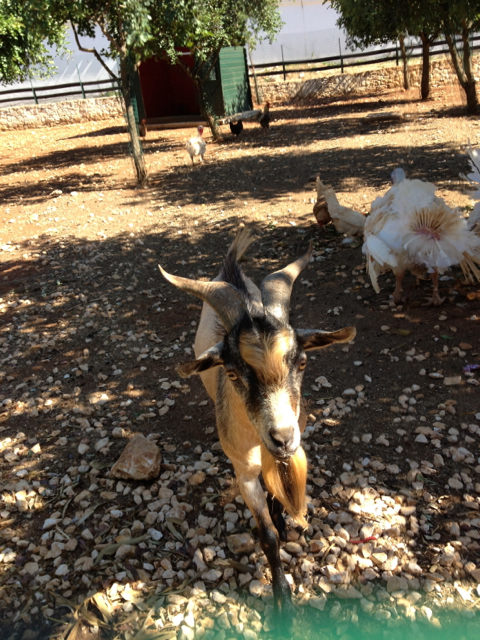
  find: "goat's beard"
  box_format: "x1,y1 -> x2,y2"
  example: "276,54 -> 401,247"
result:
261,444 -> 308,528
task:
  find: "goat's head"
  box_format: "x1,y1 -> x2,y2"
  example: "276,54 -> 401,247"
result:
159,245 -> 355,461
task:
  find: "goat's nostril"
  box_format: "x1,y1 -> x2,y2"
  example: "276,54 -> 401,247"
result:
270,433 -> 284,448
269,429 -> 294,451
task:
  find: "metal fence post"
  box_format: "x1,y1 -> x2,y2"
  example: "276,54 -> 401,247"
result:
281,45 -> 286,81
396,42 -> 399,65
338,39 -> 344,73
76,64 -> 86,99
29,77 -> 38,104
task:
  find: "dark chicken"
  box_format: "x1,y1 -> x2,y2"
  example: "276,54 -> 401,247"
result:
258,101 -> 271,130
229,119 -> 243,136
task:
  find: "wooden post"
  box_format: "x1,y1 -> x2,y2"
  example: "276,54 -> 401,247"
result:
248,47 -> 261,104
338,39 -> 344,73
29,78 -> 38,104
281,45 -> 286,81
76,64 -> 86,99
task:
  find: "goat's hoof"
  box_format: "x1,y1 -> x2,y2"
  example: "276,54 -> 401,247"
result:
276,603 -> 296,637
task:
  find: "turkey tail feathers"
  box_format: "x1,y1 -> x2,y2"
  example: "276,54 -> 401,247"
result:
363,235 -> 398,293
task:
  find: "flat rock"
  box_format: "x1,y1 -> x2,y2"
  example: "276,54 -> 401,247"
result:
444,376 -> 462,386
309,595 -> 327,611
110,434 -> 162,480
226,532 -> 255,555
335,585 -> 362,599
469,568 -> 480,582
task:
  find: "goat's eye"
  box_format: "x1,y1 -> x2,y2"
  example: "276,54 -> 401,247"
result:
226,371 -> 238,380
298,359 -> 307,371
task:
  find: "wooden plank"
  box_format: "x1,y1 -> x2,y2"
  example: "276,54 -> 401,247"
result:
146,120 -> 207,130
218,109 -> 261,125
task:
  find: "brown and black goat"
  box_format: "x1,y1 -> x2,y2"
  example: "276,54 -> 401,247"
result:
159,227 -> 356,630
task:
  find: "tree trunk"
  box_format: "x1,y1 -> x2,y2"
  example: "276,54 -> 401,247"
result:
399,35 -> 410,90
461,21 -> 478,115
445,30 -> 478,115
192,76 -> 219,139
177,56 -> 221,140
419,32 -> 430,101
119,52 -> 148,186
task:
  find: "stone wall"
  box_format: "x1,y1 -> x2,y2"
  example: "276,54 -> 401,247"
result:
0,56 -> 475,131
0,96 -> 123,131
254,57 -> 479,103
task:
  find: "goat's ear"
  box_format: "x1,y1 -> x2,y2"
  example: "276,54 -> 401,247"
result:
176,342 -> 224,378
296,326 -> 356,351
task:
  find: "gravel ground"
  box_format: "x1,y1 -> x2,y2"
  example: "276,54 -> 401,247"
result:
1,84 -> 480,640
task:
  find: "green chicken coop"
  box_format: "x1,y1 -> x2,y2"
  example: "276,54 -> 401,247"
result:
133,46 -> 253,129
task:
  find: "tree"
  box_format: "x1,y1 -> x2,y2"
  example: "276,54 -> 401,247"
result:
329,0 -> 440,100
49,0 -> 155,186
148,1 -> 283,138
0,0 -> 67,85
439,0 -> 480,114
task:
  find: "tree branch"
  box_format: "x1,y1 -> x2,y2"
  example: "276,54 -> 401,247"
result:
96,16 -> 122,54
445,32 -> 467,86
71,22 -> 118,82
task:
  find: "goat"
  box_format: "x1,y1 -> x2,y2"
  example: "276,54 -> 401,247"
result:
159,227 -> 356,630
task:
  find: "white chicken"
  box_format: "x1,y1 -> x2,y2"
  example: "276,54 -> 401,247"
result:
186,126 -> 206,165
313,176 -> 366,237
363,169 -> 480,305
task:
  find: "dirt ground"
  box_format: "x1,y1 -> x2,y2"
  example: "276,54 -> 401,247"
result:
1,83 -> 480,640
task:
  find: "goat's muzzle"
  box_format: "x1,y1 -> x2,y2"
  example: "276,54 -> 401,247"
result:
267,426 -> 297,460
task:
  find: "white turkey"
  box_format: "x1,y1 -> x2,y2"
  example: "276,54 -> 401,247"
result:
186,125 -> 206,164
461,142 -> 480,234
363,169 -> 480,305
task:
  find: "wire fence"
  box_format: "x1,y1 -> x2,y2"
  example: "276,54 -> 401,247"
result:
250,35 -> 480,80
0,77 -> 120,107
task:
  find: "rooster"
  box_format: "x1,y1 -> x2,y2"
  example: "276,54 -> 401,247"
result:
258,102 -> 271,130
229,119 -> 243,137
363,169 -> 480,305
314,176 -> 366,237
186,126 -> 206,165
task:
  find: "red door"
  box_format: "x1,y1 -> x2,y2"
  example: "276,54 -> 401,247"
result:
138,53 -> 200,119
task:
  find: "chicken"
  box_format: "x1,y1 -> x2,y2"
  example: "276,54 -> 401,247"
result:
186,125 -> 206,164
363,169 -> 480,305
139,119 -> 147,138
258,102 -> 271,130
313,176 -> 366,237
229,119 -> 243,136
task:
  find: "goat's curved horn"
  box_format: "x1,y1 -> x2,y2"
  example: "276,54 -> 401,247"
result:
260,243 -> 313,323
159,266 -> 246,332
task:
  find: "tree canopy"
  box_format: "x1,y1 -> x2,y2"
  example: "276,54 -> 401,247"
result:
0,0 -> 67,85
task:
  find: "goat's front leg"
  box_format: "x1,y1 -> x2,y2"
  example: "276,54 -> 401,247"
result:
236,474 -> 295,634
267,493 -> 287,541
